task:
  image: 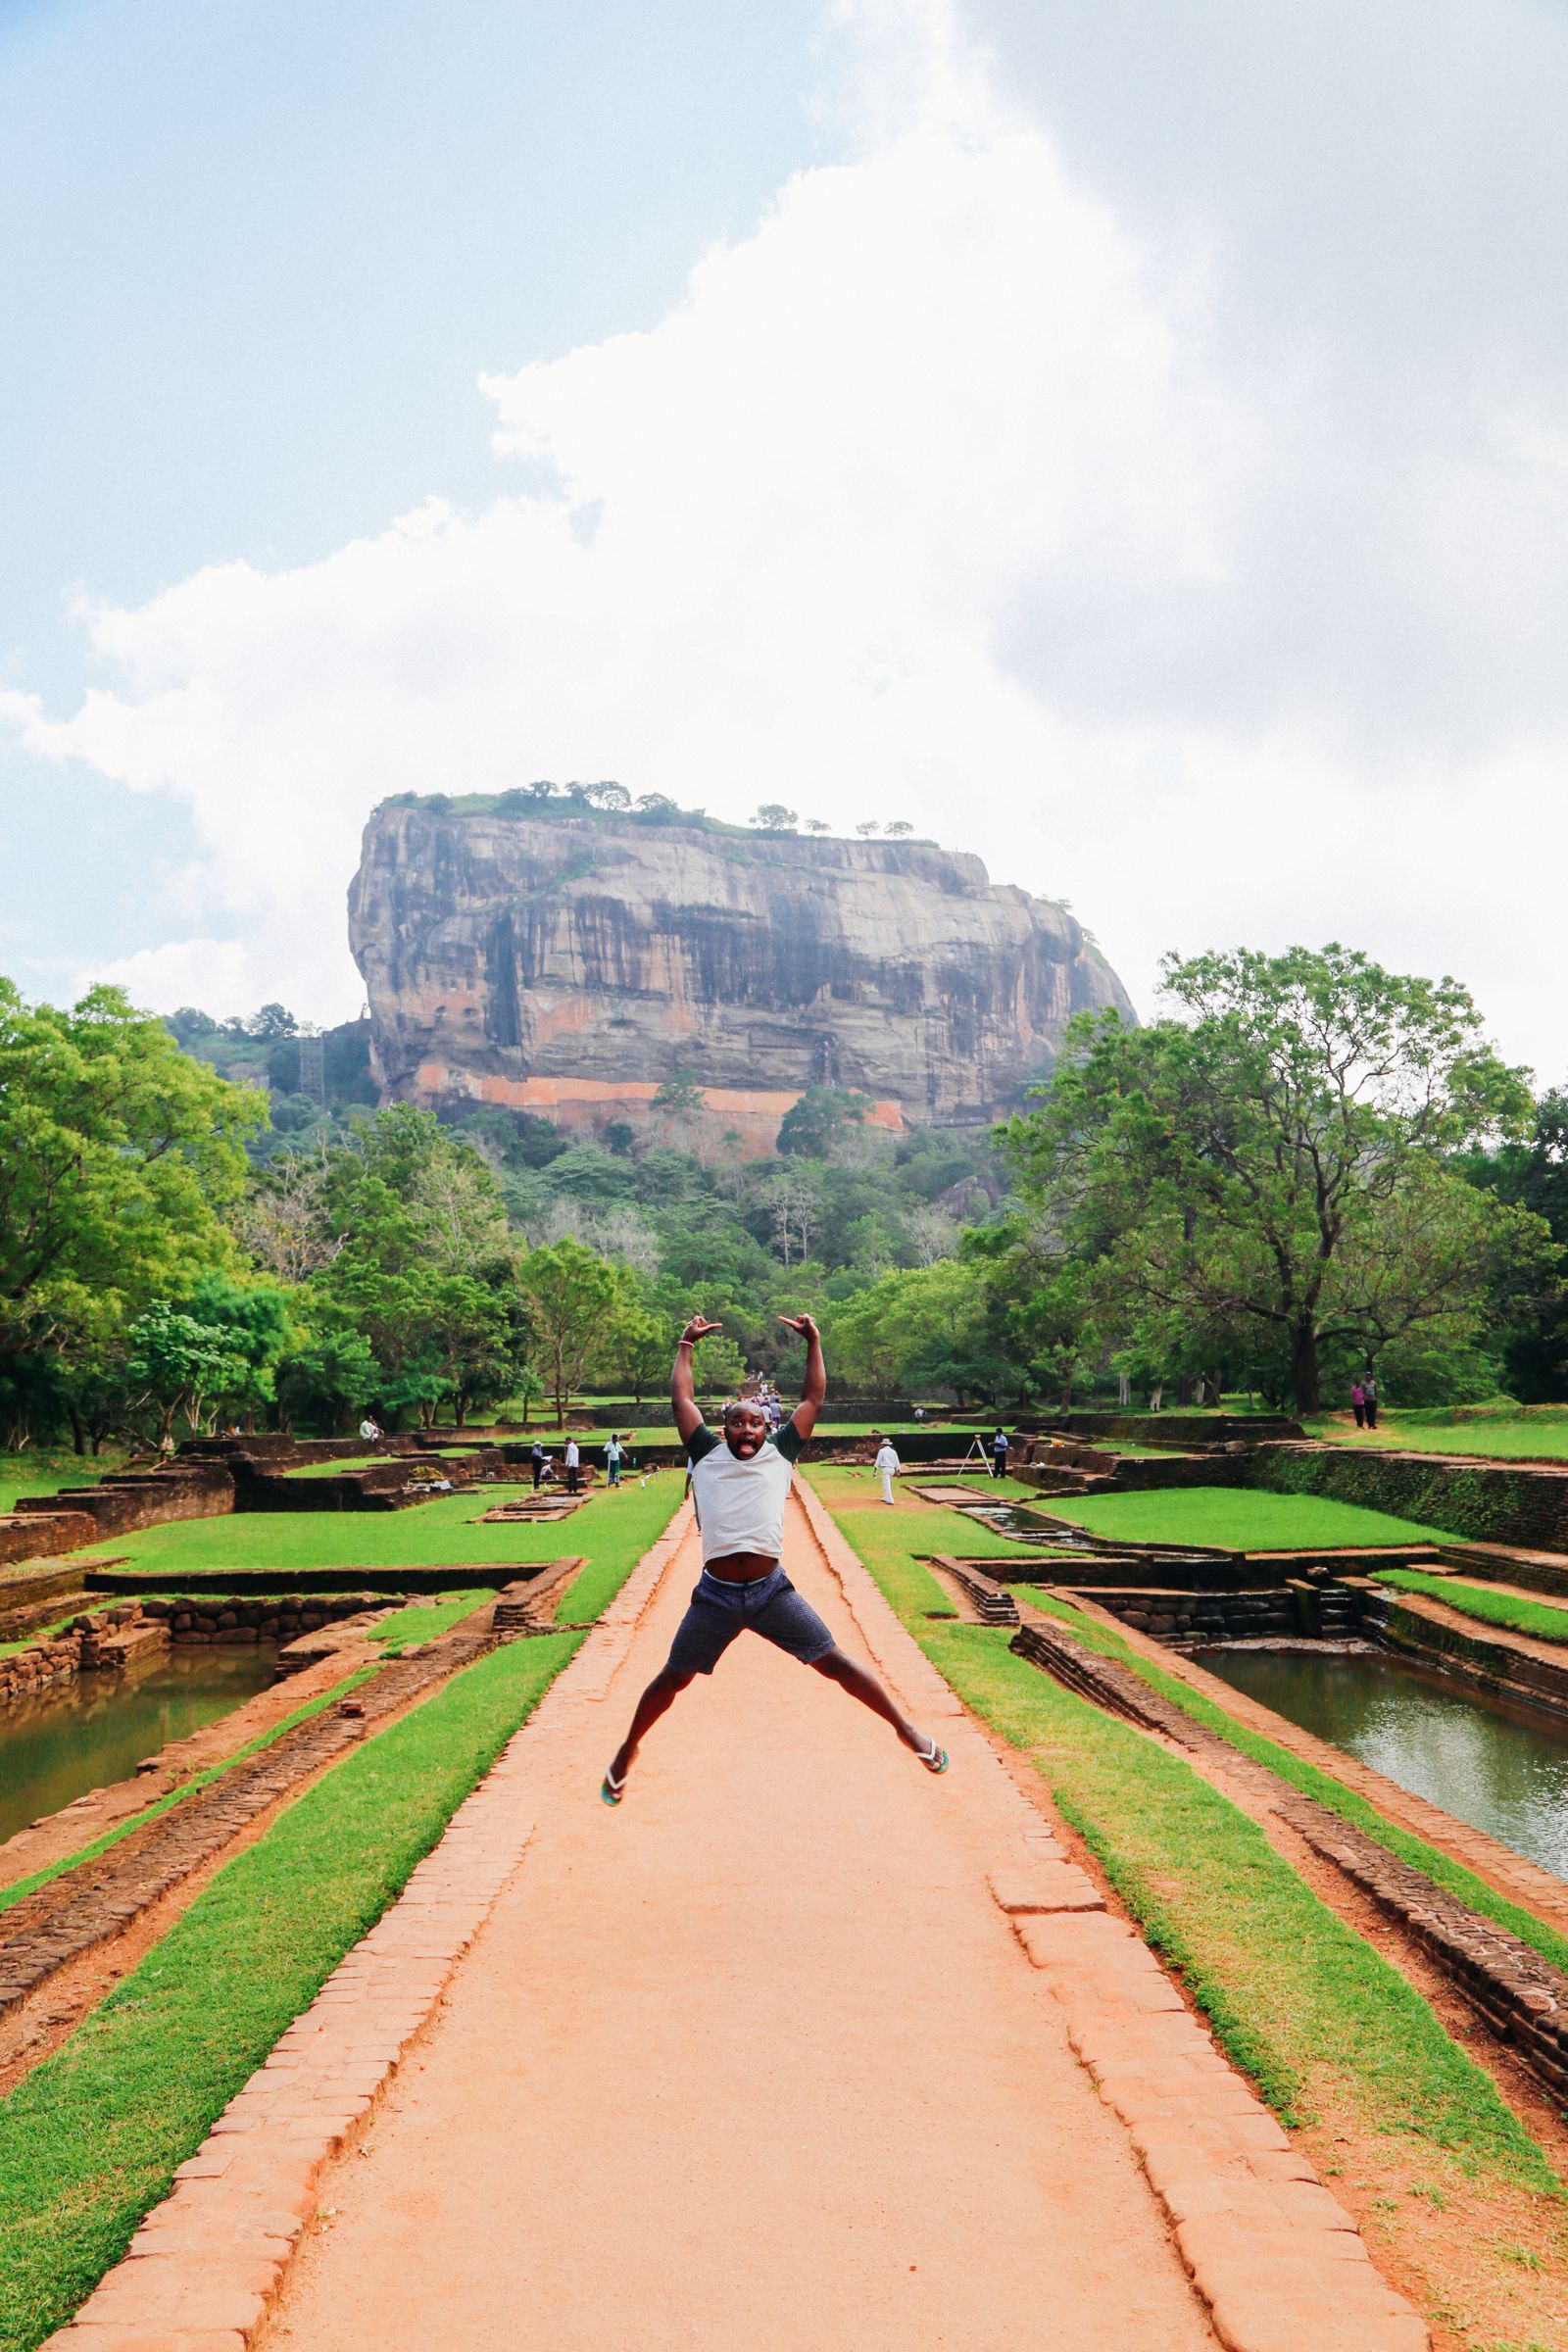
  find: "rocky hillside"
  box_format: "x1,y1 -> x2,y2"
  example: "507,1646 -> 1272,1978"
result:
348,798 -> 1134,1151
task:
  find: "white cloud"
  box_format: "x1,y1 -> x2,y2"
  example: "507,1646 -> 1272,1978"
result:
8,0 -> 1568,1077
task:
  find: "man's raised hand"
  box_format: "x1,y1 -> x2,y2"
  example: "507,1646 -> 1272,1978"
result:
679,1315 -> 724,1347
778,1313 -> 819,1340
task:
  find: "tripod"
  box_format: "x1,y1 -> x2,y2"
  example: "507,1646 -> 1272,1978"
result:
960,1435 -> 997,1476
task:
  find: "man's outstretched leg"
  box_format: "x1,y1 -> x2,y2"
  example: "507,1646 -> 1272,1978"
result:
602,1665 -> 696,1804
810,1643 -> 948,1772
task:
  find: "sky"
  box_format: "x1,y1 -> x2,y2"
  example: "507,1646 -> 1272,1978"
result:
5,0 -> 1568,1078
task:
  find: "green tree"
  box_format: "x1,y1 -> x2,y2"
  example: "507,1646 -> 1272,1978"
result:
125,1302 -> 248,1447
652,1070 -> 708,1118
1001,944 -> 1538,1412
751,804 -> 798,830
776,1087 -> 872,1159
0,980 -> 262,1380
181,1273 -> 295,1427
274,1329 -> 378,1435
515,1237 -> 627,1427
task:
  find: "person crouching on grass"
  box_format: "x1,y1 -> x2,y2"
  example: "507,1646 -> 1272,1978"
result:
601,1312 -> 948,1804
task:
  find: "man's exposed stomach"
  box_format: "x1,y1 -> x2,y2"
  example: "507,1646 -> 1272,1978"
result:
704,1547 -> 782,1583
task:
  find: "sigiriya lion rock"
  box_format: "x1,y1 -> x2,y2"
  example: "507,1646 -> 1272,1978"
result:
348,795 -> 1135,1154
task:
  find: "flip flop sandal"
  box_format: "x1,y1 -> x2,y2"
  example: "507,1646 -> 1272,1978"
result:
916,1738 -> 949,1775
601,1766 -> 627,1806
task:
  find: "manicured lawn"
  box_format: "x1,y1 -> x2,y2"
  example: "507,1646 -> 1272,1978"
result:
0,1449 -> 125,1517
105,1474 -> 681,1577
1374,1568 -> 1568,1645
1039,1486 -> 1446,1552
1310,1409 -> 1568,1461
818,1488 -> 1551,2185
0,1630 -> 584,2352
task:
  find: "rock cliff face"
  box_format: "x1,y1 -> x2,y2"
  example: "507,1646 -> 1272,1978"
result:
348,803 -> 1134,1151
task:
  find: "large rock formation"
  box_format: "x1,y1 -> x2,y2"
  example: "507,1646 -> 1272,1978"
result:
349,800 -> 1134,1152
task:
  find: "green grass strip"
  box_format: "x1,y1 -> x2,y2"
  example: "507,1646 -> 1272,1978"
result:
104,1472 -> 680,1577
0,1660 -> 382,1923
1007,1585 -> 1568,1981
1037,1485 -> 1448,1551
368,1589 -> 494,1654
1374,1568 -> 1568,1644
0,1629 -> 583,2352
819,1494 -> 1554,2194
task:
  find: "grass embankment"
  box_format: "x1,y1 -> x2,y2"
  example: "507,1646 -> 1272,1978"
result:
1375,1568 -> 1568,1645
811,1480 -> 1567,2331
0,1661 -> 382,1921
0,1449 -> 125,1517
819,1489 -> 1552,2175
107,1472 -> 677,1577
1004,1579 -> 1568,1982
1039,1485 -> 1447,1552
283,1453 -> 383,1479
0,1631 -> 584,2352
1310,1406 -> 1568,1462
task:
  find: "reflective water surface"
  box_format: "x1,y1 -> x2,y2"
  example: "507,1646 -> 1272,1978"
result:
0,1647 -> 277,1845
1202,1644 -> 1568,1882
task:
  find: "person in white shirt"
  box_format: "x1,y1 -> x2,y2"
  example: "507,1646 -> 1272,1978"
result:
873,1436 -> 901,1504
601,1314 -> 948,1804
359,1416 -> 381,1444
564,1437 -> 580,1494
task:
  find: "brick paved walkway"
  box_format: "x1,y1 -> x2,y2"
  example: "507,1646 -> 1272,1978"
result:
50,1493 -> 1427,2352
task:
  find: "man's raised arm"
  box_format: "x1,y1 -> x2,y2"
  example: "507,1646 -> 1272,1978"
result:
779,1313 -> 826,1442
671,1315 -> 722,1446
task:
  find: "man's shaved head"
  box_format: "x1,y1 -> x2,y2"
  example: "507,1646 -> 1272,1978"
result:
721,1396 -> 768,1458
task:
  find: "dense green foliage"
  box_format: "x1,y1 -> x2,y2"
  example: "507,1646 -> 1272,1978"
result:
998,944 -> 1547,1414
11,923 -> 1568,1453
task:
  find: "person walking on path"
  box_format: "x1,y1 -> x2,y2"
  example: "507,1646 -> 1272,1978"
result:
1349,1382 -> 1365,1430
873,1434 -> 901,1504
564,1437 -> 581,1494
603,1313 -> 948,1803
1363,1374 -> 1379,1430
605,1434 -> 622,1489
991,1425 -> 1009,1479
530,1439 -> 545,1490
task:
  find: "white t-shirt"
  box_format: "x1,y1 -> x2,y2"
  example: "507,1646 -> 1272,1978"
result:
687,1421 -> 803,1567
564,1441 -> 579,1466
874,1443 -> 901,1476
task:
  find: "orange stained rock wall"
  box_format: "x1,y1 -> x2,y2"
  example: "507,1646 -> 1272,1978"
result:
411,1063 -> 906,1159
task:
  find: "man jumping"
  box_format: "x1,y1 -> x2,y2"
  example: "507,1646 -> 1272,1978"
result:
601,1312 -> 948,1804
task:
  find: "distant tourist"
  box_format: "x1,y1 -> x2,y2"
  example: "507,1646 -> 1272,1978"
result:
359,1415 -> 381,1444
530,1439 -> 545,1490
564,1436 -> 581,1494
991,1426 -> 1009,1479
874,1434 -> 902,1505
605,1434 -> 623,1489
601,1311 -> 948,1806
1363,1375 -> 1379,1430
1349,1382 -> 1365,1429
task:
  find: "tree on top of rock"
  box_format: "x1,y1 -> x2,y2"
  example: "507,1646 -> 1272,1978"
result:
752,804 -> 798,831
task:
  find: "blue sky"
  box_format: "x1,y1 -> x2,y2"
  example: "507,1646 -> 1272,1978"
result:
7,0 -> 1568,1075
1,0 -> 825,1002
